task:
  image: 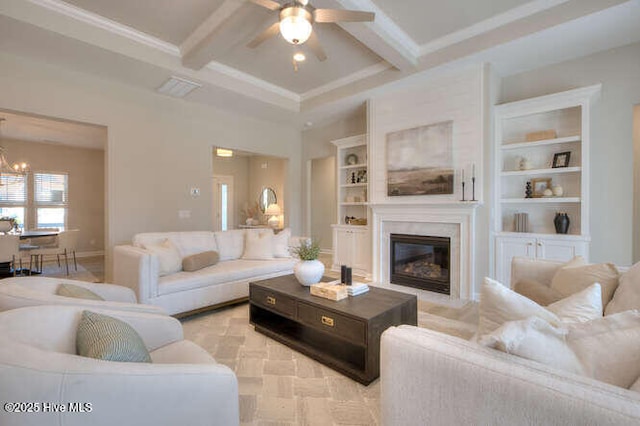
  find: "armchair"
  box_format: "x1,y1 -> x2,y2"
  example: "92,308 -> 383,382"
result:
0,305 -> 239,426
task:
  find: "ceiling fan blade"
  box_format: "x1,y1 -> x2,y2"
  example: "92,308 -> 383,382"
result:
248,0 -> 281,11
313,9 -> 374,23
306,32 -> 327,61
247,22 -> 281,48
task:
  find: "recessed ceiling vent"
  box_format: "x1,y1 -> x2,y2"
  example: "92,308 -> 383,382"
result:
157,76 -> 202,98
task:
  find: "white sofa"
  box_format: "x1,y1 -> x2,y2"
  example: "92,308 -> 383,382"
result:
0,305 -> 239,426
0,276 -> 165,314
113,230 -> 298,316
380,257 -> 640,425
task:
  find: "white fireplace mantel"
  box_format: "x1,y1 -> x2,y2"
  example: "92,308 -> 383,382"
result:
371,203 -> 478,304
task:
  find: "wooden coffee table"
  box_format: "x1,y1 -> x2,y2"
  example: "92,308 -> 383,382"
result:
249,274 -> 417,385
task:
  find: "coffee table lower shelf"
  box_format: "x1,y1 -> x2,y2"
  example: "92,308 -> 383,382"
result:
250,304 -> 369,383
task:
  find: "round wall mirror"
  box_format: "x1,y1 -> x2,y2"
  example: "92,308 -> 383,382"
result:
259,187 -> 277,213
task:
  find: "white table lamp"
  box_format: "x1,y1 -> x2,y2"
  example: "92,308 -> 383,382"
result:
265,204 -> 281,229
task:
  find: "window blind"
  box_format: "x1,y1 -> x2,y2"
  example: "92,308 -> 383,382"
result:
0,174 -> 26,204
34,173 -> 68,205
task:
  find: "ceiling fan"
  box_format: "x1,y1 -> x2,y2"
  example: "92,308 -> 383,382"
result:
247,0 -> 374,61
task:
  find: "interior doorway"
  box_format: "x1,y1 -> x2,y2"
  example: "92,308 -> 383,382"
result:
308,156 -> 336,252
212,175 -> 234,231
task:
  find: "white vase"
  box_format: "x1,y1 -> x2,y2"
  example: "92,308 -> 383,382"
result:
294,260 -> 325,286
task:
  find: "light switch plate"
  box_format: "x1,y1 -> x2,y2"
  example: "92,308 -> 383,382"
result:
190,187 -> 200,197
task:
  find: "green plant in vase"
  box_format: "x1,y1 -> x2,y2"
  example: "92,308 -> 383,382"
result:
291,239 -> 324,286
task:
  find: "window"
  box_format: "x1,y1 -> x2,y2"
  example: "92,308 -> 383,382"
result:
34,173 -> 68,230
0,173 -> 26,230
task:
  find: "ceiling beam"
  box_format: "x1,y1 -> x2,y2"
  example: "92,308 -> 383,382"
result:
180,0 -> 246,70
313,0 -> 419,71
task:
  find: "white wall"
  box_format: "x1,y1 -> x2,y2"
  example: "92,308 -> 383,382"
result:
500,42 -> 640,266
0,52 -> 301,278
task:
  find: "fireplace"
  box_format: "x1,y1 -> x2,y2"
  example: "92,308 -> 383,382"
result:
390,234 -> 451,295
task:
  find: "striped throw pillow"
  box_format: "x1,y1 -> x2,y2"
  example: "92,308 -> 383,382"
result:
76,311 -> 151,363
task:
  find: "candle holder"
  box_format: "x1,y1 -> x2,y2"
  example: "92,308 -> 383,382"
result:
471,177 -> 477,201
460,180 -> 466,201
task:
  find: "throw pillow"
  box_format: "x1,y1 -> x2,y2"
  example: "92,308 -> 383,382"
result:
214,230 -> 245,261
76,311 -> 151,363
479,278 -> 562,336
480,316 -> 585,376
512,278 -> 564,306
567,310 -> 640,388
242,231 -> 275,260
546,283 -> 603,324
605,261 -> 640,315
551,262 -> 619,306
273,228 -> 292,258
56,283 -> 104,301
182,251 -> 219,272
143,239 -> 182,276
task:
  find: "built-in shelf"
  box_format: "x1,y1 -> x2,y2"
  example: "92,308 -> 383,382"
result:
341,183 -> 367,188
340,163 -> 367,170
501,197 -> 581,204
501,135 -> 581,150
500,166 -> 582,177
496,231 -> 586,239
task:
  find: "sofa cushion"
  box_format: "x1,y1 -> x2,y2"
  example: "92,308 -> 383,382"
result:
242,231 -> 274,260
214,230 -> 245,261
76,310 -> 151,363
273,228 -> 292,258
605,261 -> 640,315
551,261 -> 619,307
568,310 -> 640,388
479,278 -> 563,336
144,239 -> 182,276
513,278 -> 564,306
546,283 -> 603,324
480,316 -> 585,376
182,251 -> 219,272
133,232 -> 218,258
157,258 -> 297,296
56,283 -> 104,301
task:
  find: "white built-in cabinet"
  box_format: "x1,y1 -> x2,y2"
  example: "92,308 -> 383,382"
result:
493,85 -> 600,286
331,134 -> 371,277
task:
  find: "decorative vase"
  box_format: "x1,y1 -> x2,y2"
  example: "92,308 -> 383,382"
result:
294,260 -> 324,286
525,181 -> 533,198
552,185 -> 564,197
554,212 -> 570,234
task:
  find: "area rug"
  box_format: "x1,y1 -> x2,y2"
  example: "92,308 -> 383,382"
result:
181,303 -> 380,425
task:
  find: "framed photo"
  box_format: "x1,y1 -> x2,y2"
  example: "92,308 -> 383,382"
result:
531,178 -> 552,197
552,151 -> 571,168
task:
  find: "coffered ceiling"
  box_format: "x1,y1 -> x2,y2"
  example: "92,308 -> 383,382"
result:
1,0 -> 639,127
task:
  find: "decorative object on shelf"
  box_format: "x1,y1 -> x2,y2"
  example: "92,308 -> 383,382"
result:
554,212 -> 570,234
525,181 -> 533,198
346,153 -> 358,166
351,171 -> 357,184
543,188 -> 553,197
552,184 -> 564,197
471,163 -> 477,202
291,238 -> 324,286
344,215 -> 355,224
525,129 -> 557,142
387,121 -> 454,196
514,213 -> 529,233
356,169 -> 367,183
265,203 -> 281,229
552,151 -> 571,168
349,218 -> 367,226
531,178 -> 552,197
518,157 -> 533,170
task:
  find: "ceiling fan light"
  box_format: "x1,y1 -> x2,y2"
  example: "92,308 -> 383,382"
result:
279,7 -> 312,45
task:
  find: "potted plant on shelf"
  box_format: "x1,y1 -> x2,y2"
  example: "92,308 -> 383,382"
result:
291,238 -> 324,286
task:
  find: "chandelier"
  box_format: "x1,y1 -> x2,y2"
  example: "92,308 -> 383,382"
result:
0,118 -> 29,177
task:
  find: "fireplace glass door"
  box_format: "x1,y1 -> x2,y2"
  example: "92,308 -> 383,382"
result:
390,234 -> 450,295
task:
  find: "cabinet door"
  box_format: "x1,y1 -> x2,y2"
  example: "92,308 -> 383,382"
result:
332,228 -> 352,270
351,229 -> 371,274
495,236 -> 536,287
536,238 -> 588,261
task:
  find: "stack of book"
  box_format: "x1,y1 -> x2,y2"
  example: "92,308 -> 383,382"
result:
348,282 -> 369,296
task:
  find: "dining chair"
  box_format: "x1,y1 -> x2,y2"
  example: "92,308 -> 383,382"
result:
30,229 -> 79,276
0,235 -> 22,276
